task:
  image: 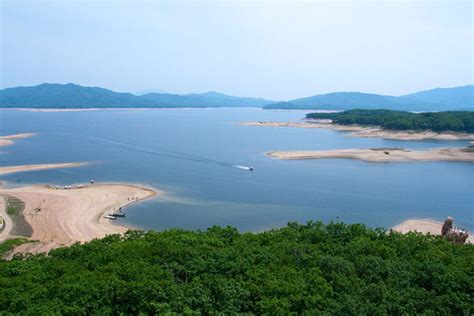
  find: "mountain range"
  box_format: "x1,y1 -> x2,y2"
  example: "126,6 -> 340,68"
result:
0,83 -> 274,109
265,85 -> 474,111
0,83 -> 472,111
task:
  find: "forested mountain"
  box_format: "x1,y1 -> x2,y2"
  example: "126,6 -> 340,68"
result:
265,86 -> 474,111
306,109 -> 474,133
0,83 -> 160,108
141,91 -> 273,107
0,84 -> 274,108
266,92 -> 428,111
0,222 -> 472,314
401,85 -> 474,108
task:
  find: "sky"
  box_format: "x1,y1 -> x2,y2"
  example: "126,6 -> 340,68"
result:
1,0 -> 473,100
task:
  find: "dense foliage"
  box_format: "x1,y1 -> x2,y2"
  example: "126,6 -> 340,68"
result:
0,238 -> 28,257
1,222 -> 472,314
306,109 -> 474,133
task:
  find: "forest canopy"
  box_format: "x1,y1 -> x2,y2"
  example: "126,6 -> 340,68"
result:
306,109 -> 474,133
0,222 -> 473,314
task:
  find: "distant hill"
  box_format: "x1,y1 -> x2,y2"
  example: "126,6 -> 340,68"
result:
265,86 -> 474,111
1,83 -> 472,110
0,84 -> 274,108
401,85 -> 474,109
141,91 -> 274,107
134,89 -> 167,96
0,83 -> 161,108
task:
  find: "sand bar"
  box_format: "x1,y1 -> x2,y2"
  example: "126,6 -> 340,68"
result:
0,183 -> 158,254
241,121 -> 474,141
267,147 -> 474,163
0,133 -> 35,147
392,219 -> 473,243
0,162 -> 86,176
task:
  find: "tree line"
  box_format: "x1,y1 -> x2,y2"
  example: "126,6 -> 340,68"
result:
306,109 -> 474,133
0,222 -> 472,314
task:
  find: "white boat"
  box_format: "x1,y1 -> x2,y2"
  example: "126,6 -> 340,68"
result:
104,215 -> 116,220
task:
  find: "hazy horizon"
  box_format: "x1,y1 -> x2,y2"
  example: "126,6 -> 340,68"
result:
1,1 -> 473,99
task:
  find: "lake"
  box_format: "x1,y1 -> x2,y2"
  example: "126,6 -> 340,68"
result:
1,108 -> 473,231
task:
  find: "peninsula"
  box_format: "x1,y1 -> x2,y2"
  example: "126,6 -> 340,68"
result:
0,132 -> 158,255
0,183 -> 158,255
242,109 -> 474,141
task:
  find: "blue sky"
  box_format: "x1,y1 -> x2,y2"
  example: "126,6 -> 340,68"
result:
1,0 -> 472,100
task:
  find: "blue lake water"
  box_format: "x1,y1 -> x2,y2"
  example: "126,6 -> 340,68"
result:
1,108 -> 473,231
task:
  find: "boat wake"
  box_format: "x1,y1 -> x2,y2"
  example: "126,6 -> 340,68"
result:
234,165 -> 254,171
51,132 -> 252,171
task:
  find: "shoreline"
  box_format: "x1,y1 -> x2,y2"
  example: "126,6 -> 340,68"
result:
266,147 -> 474,163
0,183 -> 159,255
241,121 -> 474,141
392,219 -> 473,243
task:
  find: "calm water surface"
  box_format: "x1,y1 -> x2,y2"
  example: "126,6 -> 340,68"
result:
1,108 -> 473,231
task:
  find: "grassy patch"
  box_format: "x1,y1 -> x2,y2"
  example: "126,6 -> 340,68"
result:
0,238 -> 28,257
6,197 -> 24,216
3,196 -> 32,237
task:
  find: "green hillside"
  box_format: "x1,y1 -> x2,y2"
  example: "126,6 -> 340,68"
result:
1,222 -> 472,314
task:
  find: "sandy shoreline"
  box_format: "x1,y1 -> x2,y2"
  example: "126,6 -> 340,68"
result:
0,132 -> 157,255
241,121 -> 474,141
0,133 -> 35,147
0,183 -> 158,254
0,197 -> 13,243
267,147 -> 474,163
0,162 -> 87,176
392,219 -> 473,243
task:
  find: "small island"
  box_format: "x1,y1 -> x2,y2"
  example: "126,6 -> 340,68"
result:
305,109 -> 474,134
242,110 -> 474,141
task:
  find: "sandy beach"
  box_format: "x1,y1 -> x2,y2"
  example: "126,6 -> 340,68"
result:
392,219 -> 473,243
267,147 -> 474,163
0,133 -> 35,147
0,183 -> 158,254
241,121 -> 474,141
0,162 -> 86,176
0,197 -> 13,243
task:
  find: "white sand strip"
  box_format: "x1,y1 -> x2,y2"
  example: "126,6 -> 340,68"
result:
0,162 -> 86,176
266,148 -> 474,163
241,121 -> 474,141
0,133 -> 35,147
